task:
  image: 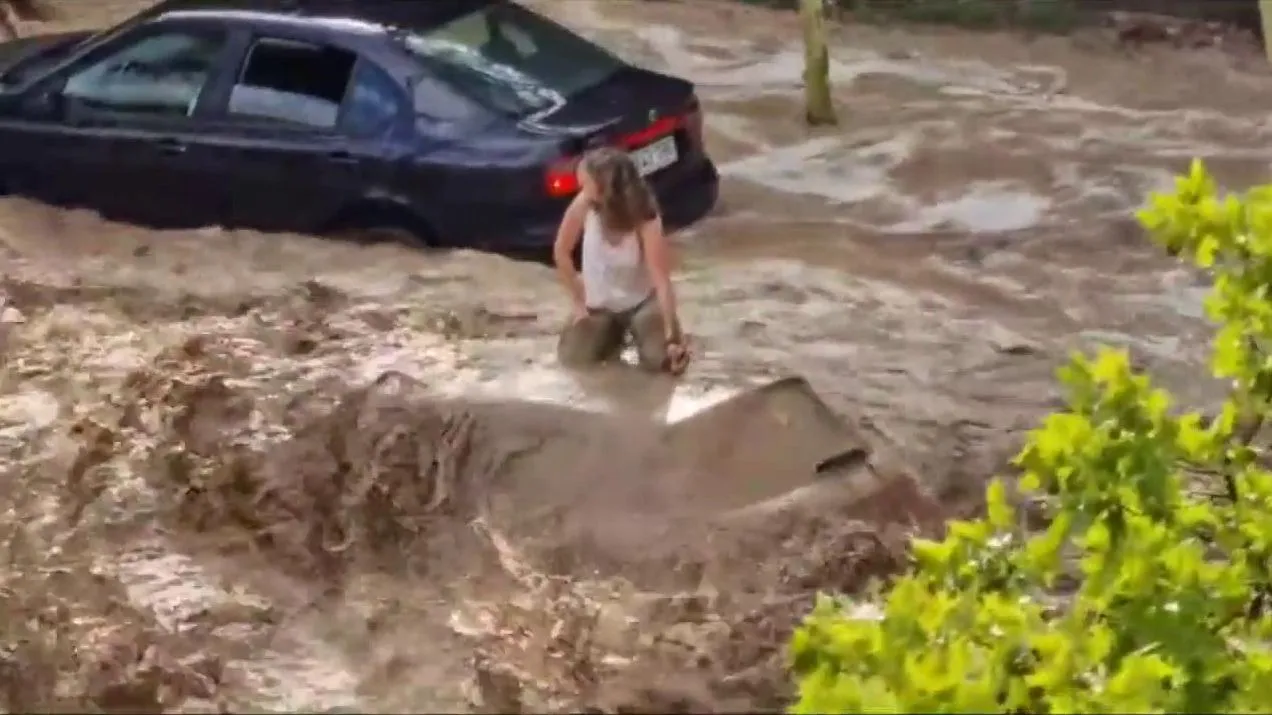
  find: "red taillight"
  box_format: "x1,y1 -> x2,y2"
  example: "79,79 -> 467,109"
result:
617,115 -> 681,149
542,100 -> 702,198
544,157 -> 580,198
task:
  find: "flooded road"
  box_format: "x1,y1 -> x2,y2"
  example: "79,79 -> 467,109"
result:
534,0 -> 1272,478
0,0 -> 1269,710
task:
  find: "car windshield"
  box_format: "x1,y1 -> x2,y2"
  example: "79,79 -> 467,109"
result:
0,13 -> 146,91
398,2 -> 622,117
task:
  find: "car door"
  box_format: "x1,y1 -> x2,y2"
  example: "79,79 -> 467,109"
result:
0,20 -> 239,228
186,33 -> 406,235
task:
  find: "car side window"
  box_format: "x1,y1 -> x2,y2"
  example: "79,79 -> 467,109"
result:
227,37 -> 355,130
341,60 -> 402,136
61,29 -> 228,118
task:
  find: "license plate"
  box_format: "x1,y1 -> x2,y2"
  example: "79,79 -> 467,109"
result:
630,135 -> 678,176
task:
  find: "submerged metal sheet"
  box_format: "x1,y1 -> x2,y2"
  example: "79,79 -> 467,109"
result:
661,375 -> 871,512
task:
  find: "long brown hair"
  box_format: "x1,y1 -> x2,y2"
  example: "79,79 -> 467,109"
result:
580,147 -> 659,235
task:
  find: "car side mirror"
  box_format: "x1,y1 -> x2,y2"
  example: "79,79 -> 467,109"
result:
20,84 -> 65,119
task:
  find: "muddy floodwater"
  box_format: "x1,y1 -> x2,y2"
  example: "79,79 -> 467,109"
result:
0,1 -> 1268,711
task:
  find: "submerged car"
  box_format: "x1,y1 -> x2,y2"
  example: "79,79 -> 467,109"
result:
0,0 -> 719,254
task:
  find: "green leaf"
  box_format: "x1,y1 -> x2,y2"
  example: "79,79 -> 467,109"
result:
1197,234 -> 1220,267
911,538 -> 954,573
985,479 -> 1013,529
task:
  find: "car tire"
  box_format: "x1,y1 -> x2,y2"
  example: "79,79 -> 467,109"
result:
325,205 -> 438,248
336,225 -> 422,246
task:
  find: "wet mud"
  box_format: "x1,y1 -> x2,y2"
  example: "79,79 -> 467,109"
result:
2,0 -> 1271,711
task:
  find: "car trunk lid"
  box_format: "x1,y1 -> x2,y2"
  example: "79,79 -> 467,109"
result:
521,67 -> 705,198
521,67 -> 694,150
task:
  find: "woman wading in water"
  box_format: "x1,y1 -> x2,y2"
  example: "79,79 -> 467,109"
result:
553,147 -> 690,375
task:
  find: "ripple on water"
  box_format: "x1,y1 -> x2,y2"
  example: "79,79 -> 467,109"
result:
1157,281 -> 1209,322
614,13 -> 1272,232
626,24 -> 1042,100
722,131 -> 1052,233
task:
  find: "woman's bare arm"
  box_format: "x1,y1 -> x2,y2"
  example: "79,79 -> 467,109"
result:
639,215 -> 681,341
553,193 -> 590,313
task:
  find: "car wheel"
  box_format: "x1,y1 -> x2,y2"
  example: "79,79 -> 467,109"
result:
325,201 -> 440,248
326,206 -> 438,248
337,225 -> 422,245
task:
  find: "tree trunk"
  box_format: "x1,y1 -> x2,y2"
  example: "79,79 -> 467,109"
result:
0,4 -> 17,41
800,0 -> 836,126
1261,0 -> 1272,65
0,0 -> 54,40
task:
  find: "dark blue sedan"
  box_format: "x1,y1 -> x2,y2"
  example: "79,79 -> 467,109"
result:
0,0 -> 719,256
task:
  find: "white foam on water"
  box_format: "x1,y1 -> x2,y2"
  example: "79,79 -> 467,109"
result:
0,388 -> 60,431
720,132 -> 917,205
628,24 -> 1037,99
887,183 -> 1050,233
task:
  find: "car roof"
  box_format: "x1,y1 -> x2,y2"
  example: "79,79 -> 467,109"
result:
145,0 -> 497,32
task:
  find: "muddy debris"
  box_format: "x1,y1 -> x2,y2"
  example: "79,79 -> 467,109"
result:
0,488 -> 227,713
453,478 -> 933,713
103,343 -> 528,582
0,590 -> 225,714
448,460 -> 944,713
1106,11 -> 1261,52
55,324 -> 952,712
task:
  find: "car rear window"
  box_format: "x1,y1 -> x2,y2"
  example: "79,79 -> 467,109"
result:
398,2 -> 622,117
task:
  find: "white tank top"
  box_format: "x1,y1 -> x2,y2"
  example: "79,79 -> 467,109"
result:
581,210 -> 651,312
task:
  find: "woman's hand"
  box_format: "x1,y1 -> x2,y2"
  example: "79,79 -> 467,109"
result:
665,336 -> 691,376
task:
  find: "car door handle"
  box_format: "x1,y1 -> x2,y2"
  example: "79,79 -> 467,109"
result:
153,137 -> 187,156
326,151 -> 358,165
